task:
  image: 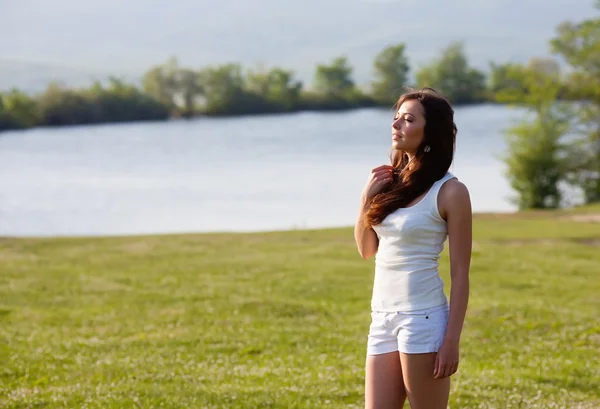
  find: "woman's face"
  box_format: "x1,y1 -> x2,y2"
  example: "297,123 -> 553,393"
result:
391,99 -> 426,154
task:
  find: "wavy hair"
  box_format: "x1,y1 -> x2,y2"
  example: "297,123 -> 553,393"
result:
365,87 -> 457,227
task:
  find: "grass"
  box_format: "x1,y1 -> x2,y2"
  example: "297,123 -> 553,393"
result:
1,205 -> 600,408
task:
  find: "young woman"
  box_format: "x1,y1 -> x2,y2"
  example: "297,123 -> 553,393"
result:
354,88 -> 472,409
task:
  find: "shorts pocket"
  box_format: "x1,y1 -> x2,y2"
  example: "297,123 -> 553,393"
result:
396,314 -> 433,347
428,308 -> 449,350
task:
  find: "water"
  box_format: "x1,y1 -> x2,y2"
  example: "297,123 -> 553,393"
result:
0,104 -> 526,237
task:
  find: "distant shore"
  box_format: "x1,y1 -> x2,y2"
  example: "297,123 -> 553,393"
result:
0,98 -> 502,135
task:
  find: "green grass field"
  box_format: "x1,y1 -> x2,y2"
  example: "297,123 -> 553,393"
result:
1,206 -> 600,408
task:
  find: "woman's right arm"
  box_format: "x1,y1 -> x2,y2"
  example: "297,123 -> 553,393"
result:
354,165 -> 394,259
354,199 -> 379,259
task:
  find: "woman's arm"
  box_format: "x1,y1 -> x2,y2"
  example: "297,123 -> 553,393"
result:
354,198 -> 379,259
434,179 -> 472,379
354,165 -> 394,259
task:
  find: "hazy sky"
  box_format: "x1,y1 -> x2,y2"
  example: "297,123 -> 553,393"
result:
1,0 -> 598,88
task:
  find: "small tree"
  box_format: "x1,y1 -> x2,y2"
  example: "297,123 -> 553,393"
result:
371,44 -> 410,105
1,89 -> 39,127
415,42 -> 486,104
176,68 -> 203,117
550,7 -> 600,203
498,63 -> 568,209
314,56 -> 355,99
141,57 -> 179,108
246,66 -> 302,111
199,64 -> 248,115
0,93 -> 24,130
504,115 -> 567,209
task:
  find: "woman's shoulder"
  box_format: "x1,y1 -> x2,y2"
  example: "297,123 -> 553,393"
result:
437,176 -> 471,220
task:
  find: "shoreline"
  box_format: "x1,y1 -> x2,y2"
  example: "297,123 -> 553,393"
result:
4,205 -> 599,240
0,101 -> 505,135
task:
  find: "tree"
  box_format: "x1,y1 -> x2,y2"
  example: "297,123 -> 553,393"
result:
490,58 -> 562,101
265,68 -> 302,110
504,114 -> 567,209
33,79 -> 169,127
92,77 -> 170,123
199,64 -> 247,115
1,89 -> 38,127
498,65 -> 568,209
176,68 -> 203,117
550,8 -> 600,203
416,42 -> 486,104
0,94 -> 23,130
314,56 -> 355,99
528,58 -> 561,76
489,62 -> 526,96
36,82 -> 94,126
371,44 -> 410,105
142,57 -> 179,108
246,66 -> 302,111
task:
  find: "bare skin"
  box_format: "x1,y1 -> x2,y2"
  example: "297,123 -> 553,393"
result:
356,99 -> 472,409
391,99 -> 426,157
354,164 -> 393,259
365,352 -> 406,409
434,178 -> 472,380
400,352 -> 451,409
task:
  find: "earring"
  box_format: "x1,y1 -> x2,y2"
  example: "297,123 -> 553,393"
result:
424,145 -> 431,152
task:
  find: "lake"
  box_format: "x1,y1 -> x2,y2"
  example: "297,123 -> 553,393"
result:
0,104 -> 526,237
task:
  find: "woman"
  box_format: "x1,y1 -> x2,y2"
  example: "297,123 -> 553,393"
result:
354,88 -> 472,409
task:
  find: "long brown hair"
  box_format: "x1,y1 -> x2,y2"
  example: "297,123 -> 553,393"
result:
365,87 -> 457,227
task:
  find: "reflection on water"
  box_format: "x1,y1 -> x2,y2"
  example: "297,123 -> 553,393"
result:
0,104 -> 525,237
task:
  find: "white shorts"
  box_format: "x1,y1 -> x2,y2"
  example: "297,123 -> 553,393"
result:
367,303 -> 449,355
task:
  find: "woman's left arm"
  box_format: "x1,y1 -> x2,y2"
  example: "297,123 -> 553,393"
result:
434,179 -> 472,379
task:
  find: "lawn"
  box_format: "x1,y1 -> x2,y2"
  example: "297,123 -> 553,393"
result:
1,206 -> 599,408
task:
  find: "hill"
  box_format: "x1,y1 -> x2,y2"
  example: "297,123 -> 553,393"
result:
1,0 -> 598,91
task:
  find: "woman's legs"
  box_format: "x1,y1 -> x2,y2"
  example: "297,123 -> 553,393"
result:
365,306 -> 451,408
399,352 -> 450,409
365,351 -> 407,409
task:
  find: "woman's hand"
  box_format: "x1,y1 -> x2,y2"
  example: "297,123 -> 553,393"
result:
361,165 -> 394,203
433,339 -> 459,379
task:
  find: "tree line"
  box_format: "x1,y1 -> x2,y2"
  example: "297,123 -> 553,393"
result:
1,2 -> 598,210
0,41 -> 551,131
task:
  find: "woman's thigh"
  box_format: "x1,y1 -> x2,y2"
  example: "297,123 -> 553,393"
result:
365,351 -> 407,409
400,352 -> 450,409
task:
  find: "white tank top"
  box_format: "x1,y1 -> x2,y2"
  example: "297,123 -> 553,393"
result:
370,172 -> 456,312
